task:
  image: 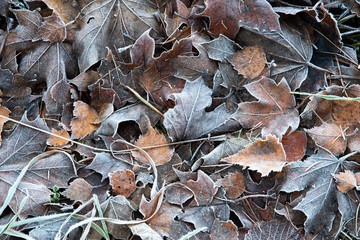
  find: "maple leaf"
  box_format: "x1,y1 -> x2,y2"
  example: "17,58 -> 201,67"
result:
215,172 -> 245,199
163,77 -> 239,141
233,77 -> 299,139
237,21 -> 314,90
222,135 -> 286,177
280,150 -> 359,235
185,170 -> 218,206
0,115 -> 76,217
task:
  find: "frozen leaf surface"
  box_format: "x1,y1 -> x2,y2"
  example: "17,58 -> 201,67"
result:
234,77 -> 299,139
163,77 -> 239,141
222,135 -> 286,177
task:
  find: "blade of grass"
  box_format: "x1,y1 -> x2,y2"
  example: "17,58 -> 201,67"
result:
292,91 -> 360,101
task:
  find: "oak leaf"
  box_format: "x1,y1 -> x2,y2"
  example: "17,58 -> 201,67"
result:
234,77 -> 299,139
222,135 -> 286,177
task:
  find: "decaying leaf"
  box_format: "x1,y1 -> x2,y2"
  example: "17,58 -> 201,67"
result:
234,77 -> 299,139
222,135 -> 286,177
186,170 -> 218,206
245,219 -> 304,240
229,46 -> 267,79
306,122 -> 347,156
333,170 -> 358,193
0,106 -> 10,146
281,131 -> 307,162
281,150 -> 358,235
132,122 -> 174,166
109,170 -> 136,197
210,219 -> 239,239
63,178 -> 93,202
71,101 -> 100,139
216,172 -> 245,199
47,128 -> 70,147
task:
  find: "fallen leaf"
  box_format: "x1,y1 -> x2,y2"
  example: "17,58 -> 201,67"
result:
234,77 -> 299,139
129,223 -> 162,240
282,131 -> 307,162
210,219 -> 239,240
201,0 -> 280,39
71,101 -> 100,139
222,135 -> 286,177
47,128 -> 70,147
306,122 -> 347,156
280,150 -> 358,235
216,172 -> 245,199
63,178 -> 93,202
36,12 -> 66,43
244,219 -> 304,240
109,170 -> 136,197
0,106 -> 10,146
163,77 -> 239,141
42,0 -> 91,23
186,170 -> 218,206
228,46 -> 267,79
333,170 -> 357,193
237,21 -> 313,90
132,122 -> 174,166
202,34 -> 240,63
86,196 -> 133,239
0,114 -> 76,218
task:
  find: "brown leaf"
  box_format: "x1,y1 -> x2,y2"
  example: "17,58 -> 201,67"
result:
186,170 -> 218,205
229,46 -> 267,79
63,178 -> 93,202
216,172 -> 245,199
234,77 -> 299,139
201,0 -> 280,39
71,101 -> 100,139
109,170 -> 136,197
333,170 -> 357,193
0,106 -> 10,146
132,122 -> 174,166
222,135 -> 286,177
47,128 -> 70,147
306,123 -> 346,156
210,219 -> 239,240
36,12 -> 66,42
42,0 -> 91,23
282,131 -> 307,162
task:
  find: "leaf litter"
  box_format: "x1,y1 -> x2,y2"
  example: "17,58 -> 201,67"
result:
0,1 -> 360,239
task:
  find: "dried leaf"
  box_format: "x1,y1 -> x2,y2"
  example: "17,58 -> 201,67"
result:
210,219 -> 239,239
234,77 -> 299,139
228,46 -> 267,79
201,0 -> 280,39
333,170 -> 357,193
163,77 -> 239,141
245,219 -> 304,240
63,178 -> 93,202
71,101 -> 100,139
129,223 -> 162,240
0,114 -> 76,218
282,131 -> 307,162
280,150 -> 358,235
186,170 -> 218,205
36,12 -> 66,42
109,170 -> 136,197
306,122 -> 347,156
222,135 -> 286,177
132,122 -> 173,166
47,128 -> 70,147
237,22 -> 313,90
216,172 -> 245,199
202,34 -> 240,62
0,106 -> 10,146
